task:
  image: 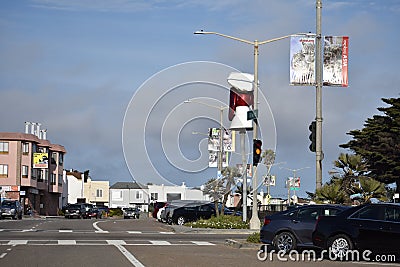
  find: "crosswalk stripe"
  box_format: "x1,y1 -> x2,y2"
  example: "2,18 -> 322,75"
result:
191,241 -> 215,246
127,231 -> 142,234
58,240 -> 76,245
59,230 -> 73,233
149,241 -> 171,245
8,240 -> 28,245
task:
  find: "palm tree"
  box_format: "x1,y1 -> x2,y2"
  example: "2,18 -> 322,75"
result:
315,180 -> 348,204
333,153 -> 368,196
358,177 -> 387,203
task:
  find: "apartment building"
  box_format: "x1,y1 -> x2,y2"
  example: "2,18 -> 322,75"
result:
0,122 -> 66,216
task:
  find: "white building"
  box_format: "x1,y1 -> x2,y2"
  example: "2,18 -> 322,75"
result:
61,170 -> 109,207
109,182 -> 210,211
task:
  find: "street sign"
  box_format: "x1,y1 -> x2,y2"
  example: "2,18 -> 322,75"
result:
247,109 -> 258,120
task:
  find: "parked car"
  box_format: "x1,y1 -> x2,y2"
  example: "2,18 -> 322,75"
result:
87,207 -> 102,219
64,203 -> 89,219
312,203 -> 400,260
260,204 -> 349,253
0,200 -> 23,220
152,202 -> 166,218
123,207 -> 140,219
168,202 -> 216,225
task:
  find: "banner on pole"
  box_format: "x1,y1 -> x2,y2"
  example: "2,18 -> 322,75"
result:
289,35 -> 349,87
323,36 -> 349,87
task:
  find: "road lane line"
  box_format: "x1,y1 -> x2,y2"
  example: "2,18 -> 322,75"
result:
92,221 -> 104,232
59,230 -> 73,233
58,240 -> 76,245
191,241 -> 215,246
0,253 -> 7,258
127,231 -> 142,234
159,232 -> 174,234
113,243 -> 145,267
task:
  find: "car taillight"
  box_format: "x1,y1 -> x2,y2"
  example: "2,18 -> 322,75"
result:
263,218 -> 271,226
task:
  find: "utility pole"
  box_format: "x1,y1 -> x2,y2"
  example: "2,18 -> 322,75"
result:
315,0 -> 323,190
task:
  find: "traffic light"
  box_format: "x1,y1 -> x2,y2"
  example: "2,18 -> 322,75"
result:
253,139 -> 262,166
309,121 -> 316,152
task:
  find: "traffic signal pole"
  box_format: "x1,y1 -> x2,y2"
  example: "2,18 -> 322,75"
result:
315,0 -> 323,190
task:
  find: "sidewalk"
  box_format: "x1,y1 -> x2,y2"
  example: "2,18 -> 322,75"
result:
167,223 -> 259,235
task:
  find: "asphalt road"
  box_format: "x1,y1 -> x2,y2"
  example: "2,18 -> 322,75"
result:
0,215 -> 399,267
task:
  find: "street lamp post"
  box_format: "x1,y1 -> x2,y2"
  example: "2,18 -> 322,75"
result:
194,30 -> 309,229
280,166 -> 310,203
184,99 -> 228,172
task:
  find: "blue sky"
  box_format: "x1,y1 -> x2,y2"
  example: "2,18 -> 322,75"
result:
1,0 -> 399,199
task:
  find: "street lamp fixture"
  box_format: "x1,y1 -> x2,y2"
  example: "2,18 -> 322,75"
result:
184,99 -> 229,172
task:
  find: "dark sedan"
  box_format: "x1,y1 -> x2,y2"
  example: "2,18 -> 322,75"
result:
260,204 -> 348,253
312,203 -> 400,260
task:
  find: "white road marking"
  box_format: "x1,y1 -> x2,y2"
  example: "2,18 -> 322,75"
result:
95,230 -> 109,233
0,253 -> 7,259
59,230 -> 73,233
191,241 -> 215,246
107,240 -> 144,266
159,232 -> 174,235
92,221 -> 104,232
7,240 -> 28,245
127,231 -> 142,234
58,240 -> 76,245
149,241 -> 171,245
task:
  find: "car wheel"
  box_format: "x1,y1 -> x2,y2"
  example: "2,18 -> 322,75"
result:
274,232 -> 297,253
328,234 -> 353,260
177,216 -> 185,226
13,214 -> 17,220
167,217 -> 173,225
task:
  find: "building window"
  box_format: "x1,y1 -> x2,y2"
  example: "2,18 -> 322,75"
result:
50,173 -> 56,185
151,193 -> 158,201
31,169 -> 37,180
0,142 -> 9,154
0,164 -> 8,178
58,174 -> 62,186
112,190 -> 122,200
51,152 -> 57,164
22,142 -> 29,154
136,191 -> 142,199
38,169 -> 47,182
22,165 -> 29,178
96,189 -> 103,198
59,154 -> 63,165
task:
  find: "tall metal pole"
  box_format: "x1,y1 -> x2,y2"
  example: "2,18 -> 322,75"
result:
315,0 -> 323,189
240,130 -> 247,222
250,42 -> 260,229
218,107 -> 224,172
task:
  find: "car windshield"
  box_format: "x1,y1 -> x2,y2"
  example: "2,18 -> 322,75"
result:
1,201 -> 15,207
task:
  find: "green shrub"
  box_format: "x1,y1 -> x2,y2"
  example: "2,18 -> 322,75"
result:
109,208 -> 123,217
187,215 -> 249,229
246,232 -> 261,243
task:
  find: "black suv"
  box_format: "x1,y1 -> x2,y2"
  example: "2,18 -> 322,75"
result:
168,203 -> 216,225
64,203 -> 93,219
0,200 -> 23,220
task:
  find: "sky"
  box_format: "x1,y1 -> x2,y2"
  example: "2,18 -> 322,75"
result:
1,0 -> 399,199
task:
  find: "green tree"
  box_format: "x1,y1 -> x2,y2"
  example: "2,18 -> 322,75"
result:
314,179 -> 348,204
332,153 -> 367,196
358,176 -> 387,203
340,97 -> 400,192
